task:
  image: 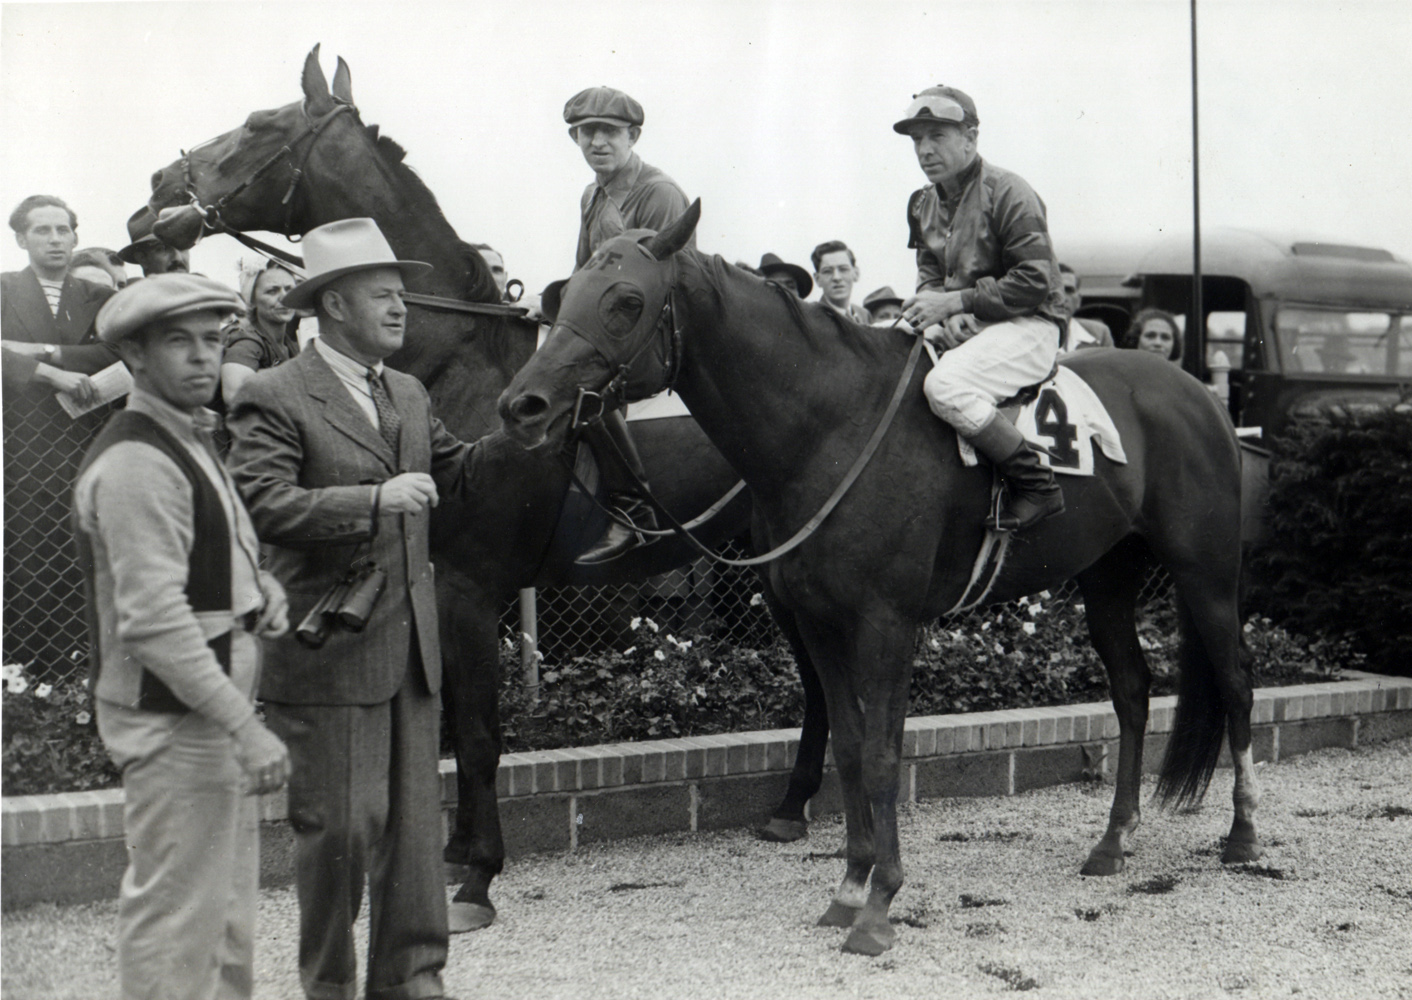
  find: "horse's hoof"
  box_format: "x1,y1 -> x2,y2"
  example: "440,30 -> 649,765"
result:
1080,851 -> 1125,877
842,921 -> 896,956
758,817 -> 808,843
817,901 -> 861,928
1221,839 -> 1263,864
448,901 -> 496,933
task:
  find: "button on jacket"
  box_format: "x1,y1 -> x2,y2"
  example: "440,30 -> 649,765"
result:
907,157 -> 1066,329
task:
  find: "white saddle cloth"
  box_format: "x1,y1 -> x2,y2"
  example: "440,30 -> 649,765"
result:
626,392 -> 692,421
957,366 -> 1127,476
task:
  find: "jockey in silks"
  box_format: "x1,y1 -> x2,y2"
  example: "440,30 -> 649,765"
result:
894,85 -> 1068,532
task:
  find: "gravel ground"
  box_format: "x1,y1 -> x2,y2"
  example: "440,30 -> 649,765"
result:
5,738 -> 1411,1000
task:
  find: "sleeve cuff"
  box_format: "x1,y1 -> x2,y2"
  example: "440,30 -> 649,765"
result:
193,683 -> 258,733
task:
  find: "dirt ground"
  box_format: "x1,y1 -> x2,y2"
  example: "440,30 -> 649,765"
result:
4,738 -> 1410,1000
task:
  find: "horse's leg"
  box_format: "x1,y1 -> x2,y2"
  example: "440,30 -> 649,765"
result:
793,614 -> 872,931
438,574 -> 505,932
1075,539 -> 1152,876
758,584 -> 827,843
839,612 -> 916,957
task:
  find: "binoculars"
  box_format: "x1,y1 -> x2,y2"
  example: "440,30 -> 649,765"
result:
295,560 -> 388,649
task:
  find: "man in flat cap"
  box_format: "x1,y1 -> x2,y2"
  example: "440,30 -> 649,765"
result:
563,86 -> 693,562
227,217 -> 482,1000
119,206 -> 191,277
894,85 -> 1067,532
74,273 -> 291,1000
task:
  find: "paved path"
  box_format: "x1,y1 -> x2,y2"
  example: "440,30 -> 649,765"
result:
5,738 -> 1411,999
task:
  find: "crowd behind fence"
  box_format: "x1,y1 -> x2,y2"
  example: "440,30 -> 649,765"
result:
5,398 -> 1172,688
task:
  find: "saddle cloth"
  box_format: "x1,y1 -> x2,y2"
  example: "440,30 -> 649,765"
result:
957,366 -> 1127,476
626,391 -> 691,422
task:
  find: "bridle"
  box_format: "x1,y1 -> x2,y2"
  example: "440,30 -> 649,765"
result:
176,100 -> 357,243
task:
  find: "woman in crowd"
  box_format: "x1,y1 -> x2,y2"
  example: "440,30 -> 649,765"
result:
1122,307 -> 1183,364
221,261 -> 301,407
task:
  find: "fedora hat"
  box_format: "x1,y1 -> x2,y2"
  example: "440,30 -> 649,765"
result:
117,206 -> 161,264
282,217 -> 431,309
863,285 -> 904,311
757,252 -> 812,298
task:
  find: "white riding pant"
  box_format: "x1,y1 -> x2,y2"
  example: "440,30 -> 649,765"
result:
922,315 -> 1060,436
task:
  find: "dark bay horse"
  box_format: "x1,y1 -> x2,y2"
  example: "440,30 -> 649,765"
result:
499,204 -> 1262,955
142,48 -> 750,931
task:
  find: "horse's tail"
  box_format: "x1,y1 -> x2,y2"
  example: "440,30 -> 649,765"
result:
1156,599 -> 1231,808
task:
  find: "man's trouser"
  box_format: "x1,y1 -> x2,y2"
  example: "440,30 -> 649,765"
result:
264,650 -> 447,1000
97,630 -> 261,1000
922,315 -> 1060,434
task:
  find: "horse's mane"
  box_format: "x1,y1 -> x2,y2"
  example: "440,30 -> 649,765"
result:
695,253 -> 901,369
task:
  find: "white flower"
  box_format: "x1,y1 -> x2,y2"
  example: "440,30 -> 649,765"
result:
1242,622 -> 1254,634
622,646 -> 637,656
644,618 -> 660,633
653,649 -> 666,661
1,663 -> 22,683
929,637 -> 940,650
749,593 -> 765,607
502,637 -> 514,650
34,683 -> 52,699
1039,590 -> 1052,599
6,675 -> 28,695
630,617 -> 642,631
1049,652 -> 1063,663
1022,622 -> 1037,635
980,622 -> 991,632
993,642 -> 1004,654
75,710 -> 92,726
1027,603 -> 1043,617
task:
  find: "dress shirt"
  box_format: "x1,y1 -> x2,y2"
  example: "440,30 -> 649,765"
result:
314,336 -> 384,430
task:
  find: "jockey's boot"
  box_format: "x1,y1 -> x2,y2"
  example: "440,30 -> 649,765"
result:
966,416 -> 1065,532
577,409 -> 661,564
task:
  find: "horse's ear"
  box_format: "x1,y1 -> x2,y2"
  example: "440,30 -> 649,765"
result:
540,279 -> 569,325
643,200 -> 701,261
302,45 -> 334,114
331,56 -> 354,106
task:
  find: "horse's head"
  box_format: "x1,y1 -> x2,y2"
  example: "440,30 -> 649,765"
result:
498,201 -> 701,450
145,45 -> 362,248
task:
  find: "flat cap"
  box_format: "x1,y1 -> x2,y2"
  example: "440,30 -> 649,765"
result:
564,86 -> 644,128
96,272 -> 245,343
893,85 -> 979,134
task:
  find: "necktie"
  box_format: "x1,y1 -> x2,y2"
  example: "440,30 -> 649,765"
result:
366,369 -> 401,456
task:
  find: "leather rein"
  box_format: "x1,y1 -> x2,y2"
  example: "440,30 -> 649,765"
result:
562,284 -> 926,569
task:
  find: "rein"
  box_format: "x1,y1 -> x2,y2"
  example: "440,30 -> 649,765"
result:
567,323 -> 927,569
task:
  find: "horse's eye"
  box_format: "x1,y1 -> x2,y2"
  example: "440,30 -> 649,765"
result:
599,286 -> 644,339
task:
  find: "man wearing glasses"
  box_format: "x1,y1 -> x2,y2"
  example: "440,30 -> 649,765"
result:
811,241 -> 872,324
895,85 -> 1068,533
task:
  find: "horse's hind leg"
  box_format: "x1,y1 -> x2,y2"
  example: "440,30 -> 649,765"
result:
1076,538 -> 1152,876
758,586 -> 827,843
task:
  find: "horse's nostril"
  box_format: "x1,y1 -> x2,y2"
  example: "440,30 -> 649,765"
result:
512,394 -> 549,420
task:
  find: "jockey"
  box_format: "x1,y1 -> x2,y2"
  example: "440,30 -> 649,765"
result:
895,86 -> 1067,532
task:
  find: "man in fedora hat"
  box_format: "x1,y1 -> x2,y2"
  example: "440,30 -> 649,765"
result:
119,206 -> 190,277
227,217 -> 481,1000
757,252 -> 812,298
863,286 -> 905,323
563,85 -> 693,563
894,85 -> 1067,532
75,273 -> 291,1000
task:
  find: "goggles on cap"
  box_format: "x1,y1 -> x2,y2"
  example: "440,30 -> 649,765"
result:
900,93 -> 967,125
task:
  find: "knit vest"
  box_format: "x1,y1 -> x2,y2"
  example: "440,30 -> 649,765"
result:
74,410 -> 232,714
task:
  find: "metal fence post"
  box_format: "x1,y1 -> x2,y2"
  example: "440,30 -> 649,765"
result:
518,587 -> 540,703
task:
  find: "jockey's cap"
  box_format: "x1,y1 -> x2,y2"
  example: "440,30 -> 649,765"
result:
893,86 -> 979,134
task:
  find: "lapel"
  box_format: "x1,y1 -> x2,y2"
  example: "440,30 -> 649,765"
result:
297,348 -> 398,473
5,269 -> 58,341
54,274 -> 103,341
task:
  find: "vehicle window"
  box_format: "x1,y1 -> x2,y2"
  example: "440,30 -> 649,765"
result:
1275,307 -> 1409,376
1206,311 -> 1246,369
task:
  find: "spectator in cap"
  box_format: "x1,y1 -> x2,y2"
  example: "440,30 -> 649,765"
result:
811,241 -> 871,324
227,216 -> 490,995
119,206 -> 191,276
563,85 -> 693,563
894,85 -> 1068,532
863,286 -> 905,323
1057,263 -> 1113,352
220,260 -> 301,408
75,272 -> 290,1000
757,252 -> 812,297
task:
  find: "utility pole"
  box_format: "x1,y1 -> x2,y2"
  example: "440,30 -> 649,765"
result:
1191,0 -> 1204,364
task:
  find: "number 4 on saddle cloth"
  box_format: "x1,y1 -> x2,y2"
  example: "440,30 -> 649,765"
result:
956,366 -> 1128,476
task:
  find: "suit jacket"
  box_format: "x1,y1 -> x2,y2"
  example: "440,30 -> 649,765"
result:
1,268 -> 117,395
226,345 -> 486,705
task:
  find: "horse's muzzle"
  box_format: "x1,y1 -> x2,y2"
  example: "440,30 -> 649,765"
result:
151,205 -> 207,250
498,389 -> 554,450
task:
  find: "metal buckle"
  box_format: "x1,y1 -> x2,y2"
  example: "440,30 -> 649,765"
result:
571,387 -> 606,431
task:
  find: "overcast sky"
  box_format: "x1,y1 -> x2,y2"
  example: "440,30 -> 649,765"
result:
3,0 -> 1410,302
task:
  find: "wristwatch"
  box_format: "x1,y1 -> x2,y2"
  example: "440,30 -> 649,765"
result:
41,344 -> 57,361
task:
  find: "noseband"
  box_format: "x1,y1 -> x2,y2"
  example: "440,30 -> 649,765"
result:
177,100 -> 356,241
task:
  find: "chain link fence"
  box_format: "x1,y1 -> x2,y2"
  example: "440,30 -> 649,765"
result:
5,394 -> 1172,685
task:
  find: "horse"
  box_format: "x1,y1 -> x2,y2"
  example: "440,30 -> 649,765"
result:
142,47 -> 753,931
498,203 -> 1262,956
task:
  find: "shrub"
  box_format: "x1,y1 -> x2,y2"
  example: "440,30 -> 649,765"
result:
2,664 -> 118,796
1248,404 -> 1412,677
